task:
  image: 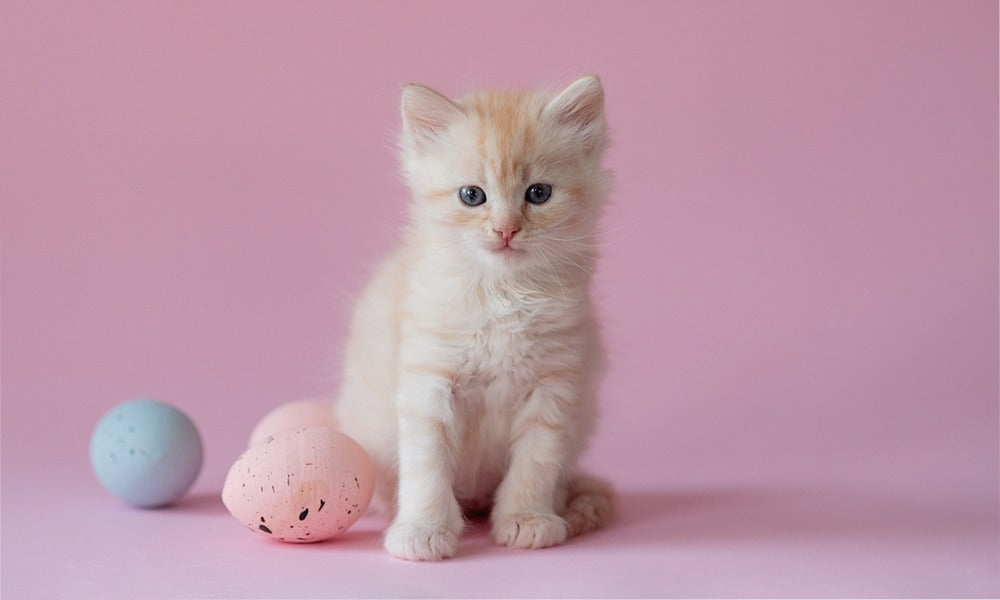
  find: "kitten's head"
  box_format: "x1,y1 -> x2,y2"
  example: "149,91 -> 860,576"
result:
399,76 -> 608,278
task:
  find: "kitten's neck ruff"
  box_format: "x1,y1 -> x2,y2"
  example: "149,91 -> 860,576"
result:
476,265 -> 590,312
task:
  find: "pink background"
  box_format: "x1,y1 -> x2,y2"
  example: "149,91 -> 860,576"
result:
3,1 -> 997,597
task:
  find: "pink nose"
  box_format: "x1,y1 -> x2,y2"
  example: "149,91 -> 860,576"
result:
494,227 -> 520,244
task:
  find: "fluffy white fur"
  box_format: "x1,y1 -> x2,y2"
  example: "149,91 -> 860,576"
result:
334,76 -> 614,561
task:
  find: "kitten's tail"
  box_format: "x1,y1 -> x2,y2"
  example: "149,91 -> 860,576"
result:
561,471 -> 616,537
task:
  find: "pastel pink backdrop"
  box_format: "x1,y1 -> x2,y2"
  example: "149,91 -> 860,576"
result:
3,1 -> 997,597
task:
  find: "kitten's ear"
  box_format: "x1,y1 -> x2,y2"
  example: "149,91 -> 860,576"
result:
543,75 -> 606,148
401,84 -> 463,145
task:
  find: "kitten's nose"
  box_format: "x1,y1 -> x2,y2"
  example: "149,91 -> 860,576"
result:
493,226 -> 520,244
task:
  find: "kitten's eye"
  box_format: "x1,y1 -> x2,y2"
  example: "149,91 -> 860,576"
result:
525,183 -> 552,205
459,185 -> 487,207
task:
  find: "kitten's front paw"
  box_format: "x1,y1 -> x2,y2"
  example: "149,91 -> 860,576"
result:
492,512 -> 568,549
384,520 -> 460,561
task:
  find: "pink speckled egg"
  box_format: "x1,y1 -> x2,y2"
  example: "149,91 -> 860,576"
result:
222,425 -> 374,543
248,399 -> 335,448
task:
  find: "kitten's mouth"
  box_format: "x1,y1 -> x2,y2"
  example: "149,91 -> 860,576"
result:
489,243 -> 525,256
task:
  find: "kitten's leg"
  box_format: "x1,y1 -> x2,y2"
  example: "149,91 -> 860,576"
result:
491,384 -> 573,549
383,373 -> 463,561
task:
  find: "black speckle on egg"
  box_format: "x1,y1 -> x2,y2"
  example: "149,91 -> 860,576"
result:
299,508 -> 309,521
259,524 -> 272,534
318,499 -> 326,512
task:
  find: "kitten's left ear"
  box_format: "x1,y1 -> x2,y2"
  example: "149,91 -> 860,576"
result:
543,75 -> 606,149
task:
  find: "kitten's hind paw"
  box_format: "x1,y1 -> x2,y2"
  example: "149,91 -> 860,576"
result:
492,512 -> 568,549
384,520 -> 460,561
561,472 -> 617,537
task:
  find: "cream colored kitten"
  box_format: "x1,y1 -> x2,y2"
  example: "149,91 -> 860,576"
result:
335,76 -> 614,561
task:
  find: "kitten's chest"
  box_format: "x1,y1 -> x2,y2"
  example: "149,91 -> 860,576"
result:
455,290 -> 567,386
409,274 -> 582,386
466,312 -> 535,376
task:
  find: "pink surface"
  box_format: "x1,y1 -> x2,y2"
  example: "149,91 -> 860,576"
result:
2,1 -> 997,597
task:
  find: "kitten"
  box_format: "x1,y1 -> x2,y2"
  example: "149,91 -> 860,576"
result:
334,76 -> 614,561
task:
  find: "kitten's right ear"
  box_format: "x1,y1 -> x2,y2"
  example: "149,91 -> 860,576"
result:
401,84 -> 463,145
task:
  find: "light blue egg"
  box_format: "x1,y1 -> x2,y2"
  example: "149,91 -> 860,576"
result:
90,399 -> 203,508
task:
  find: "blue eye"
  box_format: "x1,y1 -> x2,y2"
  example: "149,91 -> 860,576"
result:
459,185 -> 487,206
525,183 -> 552,204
